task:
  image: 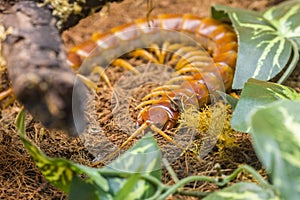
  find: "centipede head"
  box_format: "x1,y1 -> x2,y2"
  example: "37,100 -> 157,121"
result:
136,102 -> 180,130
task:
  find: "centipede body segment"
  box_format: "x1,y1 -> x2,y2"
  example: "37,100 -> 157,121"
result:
66,14 -> 237,160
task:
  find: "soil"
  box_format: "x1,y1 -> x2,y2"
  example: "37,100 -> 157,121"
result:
1,0 -> 299,199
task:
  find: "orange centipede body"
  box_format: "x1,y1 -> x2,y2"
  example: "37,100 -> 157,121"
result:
67,13 -> 237,151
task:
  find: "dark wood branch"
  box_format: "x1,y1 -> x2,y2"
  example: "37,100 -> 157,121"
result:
1,0 -> 123,135
1,1 -> 87,135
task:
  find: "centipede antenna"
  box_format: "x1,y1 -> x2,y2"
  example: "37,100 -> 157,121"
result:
112,59 -> 140,75
146,0 -> 155,21
91,123 -> 148,166
0,88 -> 13,101
149,124 -> 185,150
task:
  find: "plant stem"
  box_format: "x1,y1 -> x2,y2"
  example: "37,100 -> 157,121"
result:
157,175 -> 218,200
221,165 -> 271,188
100,164 -> 273,199
175,189 -> 209,198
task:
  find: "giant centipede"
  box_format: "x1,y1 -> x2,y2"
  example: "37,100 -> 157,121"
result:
66,14 -> 237,157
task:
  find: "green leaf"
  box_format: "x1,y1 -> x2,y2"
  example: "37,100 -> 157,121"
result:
217,91 -> 239,109
15,107 -> 26,135
16,109 -> 161,199
263,0 -> 300,48
204,182 -> 279,200
69,176 -> 102,200
114,173 -> 141,200
74,165 -> 109,192
212,2 -> 300,89
250,100 -> 300,199
15,110 -> 109,194
101,134 -> 162,199
20,136 -> 76,192
231,78 -> 300,132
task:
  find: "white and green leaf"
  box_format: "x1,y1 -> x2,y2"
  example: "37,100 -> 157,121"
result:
249,100 -> 300,199
15,110 -> 161,199
101,134 -> 162,200
203,182 -> 279,200
231,79 -> 300,132
263,0 -> 300,47
212,1 -> 300,89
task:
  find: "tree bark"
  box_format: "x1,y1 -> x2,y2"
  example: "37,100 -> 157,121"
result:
1,0 -> 121,135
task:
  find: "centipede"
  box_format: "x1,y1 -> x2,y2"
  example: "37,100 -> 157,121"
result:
66,13 -> 237,161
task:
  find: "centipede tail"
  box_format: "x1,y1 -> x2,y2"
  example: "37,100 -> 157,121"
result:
66,14 -> 237,161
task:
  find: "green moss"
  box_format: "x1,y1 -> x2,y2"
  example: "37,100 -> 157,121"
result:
178,103 -> 239,157
39,0 -> 85,29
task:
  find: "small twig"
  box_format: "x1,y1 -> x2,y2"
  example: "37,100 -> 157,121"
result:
162,158 -> 179,183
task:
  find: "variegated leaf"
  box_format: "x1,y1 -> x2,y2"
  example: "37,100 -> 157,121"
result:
263,0 -> 300,48
231,78 -> 300,132
212,1 -> 300,89
101,133 -> 162,200
16,109 -> 76,193
250,100 -> 300,199
16,109 -> 161,199
203,182 -> 279,200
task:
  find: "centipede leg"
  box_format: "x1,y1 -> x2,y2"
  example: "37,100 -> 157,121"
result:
149,124 -> 184,150
76,74 -> 98,91
0,87 -> 15,108
90,123 -> 149,166
149,42 -> 170,64
91,65 -> 113,89
111,59 -> 140,75
91,122 -> 185,167
130,49 -> 160,64
0,87 -> 13,101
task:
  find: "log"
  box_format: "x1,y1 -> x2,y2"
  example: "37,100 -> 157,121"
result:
1,0 -> 121,135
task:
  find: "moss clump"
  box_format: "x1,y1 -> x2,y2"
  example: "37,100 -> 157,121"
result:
40,0 -> 85,29
178,103 -> 239,158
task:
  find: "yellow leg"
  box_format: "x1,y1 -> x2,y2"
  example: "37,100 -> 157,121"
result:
165,75 -> 194,85
175,66 -> 204,75
92,65 -> 112,89
131,49 -> 159,64
175,53 -> 211,70
76,74 -> 98,90
0,87 -> 13,101
90,123 -> 149,166
230,92 -> 240,99
149,124 -> 184,150
160,41 -> 170,64
112,59 -> 140,75
135,99 -> 170,110
142,90 -> 173,101
151,85 -> 181,92
169,46 -> 200,63
91,123 -> 185,166
150,42 -> 170,64
149,43 -> 162,63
